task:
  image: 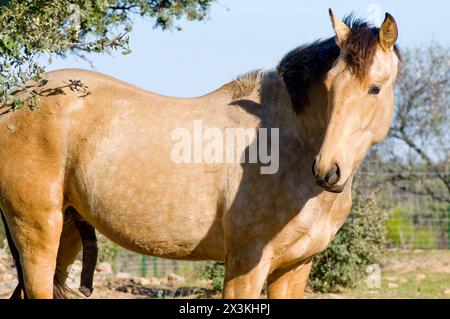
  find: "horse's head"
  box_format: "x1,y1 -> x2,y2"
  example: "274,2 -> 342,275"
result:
312,9 -> 400,193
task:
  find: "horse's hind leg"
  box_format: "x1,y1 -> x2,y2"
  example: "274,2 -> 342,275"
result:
7,218 -> 82,299
2,202 -> 64,298
56,219 -> 83,288
8,209 -> 96,299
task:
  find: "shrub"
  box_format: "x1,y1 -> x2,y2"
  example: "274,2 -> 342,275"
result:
97,234 -> 120,264
308,194 -> 387,292
201,261 -> 225,291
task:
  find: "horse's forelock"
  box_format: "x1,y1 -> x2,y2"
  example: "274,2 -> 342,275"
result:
343,15 -> 401,79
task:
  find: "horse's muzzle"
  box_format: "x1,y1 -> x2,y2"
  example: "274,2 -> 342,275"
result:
312,159 -> 345,193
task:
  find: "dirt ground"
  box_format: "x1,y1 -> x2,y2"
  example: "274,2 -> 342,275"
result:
1,249 -> 450,299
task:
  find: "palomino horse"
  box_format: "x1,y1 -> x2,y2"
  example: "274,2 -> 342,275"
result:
0,10 -> 400,298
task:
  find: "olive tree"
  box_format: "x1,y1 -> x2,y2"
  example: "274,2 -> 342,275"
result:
0,0 -> 215,110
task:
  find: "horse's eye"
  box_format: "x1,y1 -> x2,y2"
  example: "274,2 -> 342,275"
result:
368,85 -> 381,95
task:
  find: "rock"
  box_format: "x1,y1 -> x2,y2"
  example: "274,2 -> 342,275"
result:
167,273 -> 185,286
70,260 -> 82,274
387,283 -> 399,289
384,276 -> 398,282
415,274 -> 426,281
0,287 -> 10,297
138,278 -> 151,286
0,278 -> 18,297
443,288 -> 450,296
197,279 -> 213,289
148,277 -> 161,286
132,277 -> 151,286
0,273 -> 14,281
116,272 -> 130,279
129,276 -> 161,286
159,278 -> 168,286
0,249 -> 8,258
96,262 -> 112,273
365,264 -> 381,289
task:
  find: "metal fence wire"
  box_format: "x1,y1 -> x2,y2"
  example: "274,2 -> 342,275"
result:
112,251 -> 207,279
357,158 -> 449,250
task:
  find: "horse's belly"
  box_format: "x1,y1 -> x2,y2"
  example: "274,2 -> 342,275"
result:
75,191 -> 225,260
91,204 -> 224,260
69,137 -> 227,260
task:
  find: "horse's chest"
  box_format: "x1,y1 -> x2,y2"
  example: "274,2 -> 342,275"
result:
273,193 -> 351,267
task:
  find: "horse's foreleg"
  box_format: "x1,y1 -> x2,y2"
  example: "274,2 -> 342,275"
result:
267,260 -> 312,299
222,247 -> 271,299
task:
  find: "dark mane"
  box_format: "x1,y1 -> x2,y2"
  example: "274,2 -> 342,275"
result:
277,14 -> 401,114
277,37 -> 339,114
343,15 -> 381,79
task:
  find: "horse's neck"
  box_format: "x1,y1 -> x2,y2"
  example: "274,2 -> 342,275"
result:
293,81 -> 330,154
259,74 -> 353,202
258,74 -> 329,153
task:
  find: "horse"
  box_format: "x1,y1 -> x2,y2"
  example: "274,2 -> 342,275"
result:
0,9 -> 400,298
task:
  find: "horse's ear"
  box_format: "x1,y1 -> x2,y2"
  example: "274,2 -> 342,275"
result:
328,8 -> 350,48
379,13 -> 398,50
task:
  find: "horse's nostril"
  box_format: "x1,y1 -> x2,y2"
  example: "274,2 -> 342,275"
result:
326,163 -> 340,185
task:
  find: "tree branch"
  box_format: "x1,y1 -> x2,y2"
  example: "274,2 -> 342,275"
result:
394,128 -> 450,196
68,32 -> 129,51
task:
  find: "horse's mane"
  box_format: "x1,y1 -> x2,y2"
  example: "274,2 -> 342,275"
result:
277,37 -> 339,114
224,69 -> 271,100
277,14 -> 401,114
226,15 -> 400,114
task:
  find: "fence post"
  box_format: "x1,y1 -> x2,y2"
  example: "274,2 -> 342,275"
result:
153,257 -> 158,277
140,255 -> 147,277
448,210 -> 450,250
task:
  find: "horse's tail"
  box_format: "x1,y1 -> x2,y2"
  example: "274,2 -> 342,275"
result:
1,209 -> 70,299
53,265 -> 72,299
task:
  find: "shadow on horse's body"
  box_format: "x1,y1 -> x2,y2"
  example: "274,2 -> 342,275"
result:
0,10 -> 400,298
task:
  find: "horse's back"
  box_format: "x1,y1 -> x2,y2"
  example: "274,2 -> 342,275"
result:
46,68 -> 164,98
0,68 -> 273,261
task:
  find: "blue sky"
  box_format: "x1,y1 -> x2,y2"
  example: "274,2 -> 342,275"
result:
46,0 -> 449,97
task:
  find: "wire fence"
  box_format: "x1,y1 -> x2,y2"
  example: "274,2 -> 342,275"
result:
356,159 -> 449,250
385,211 -> 449,249
111,251 -> 206,279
